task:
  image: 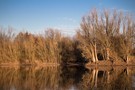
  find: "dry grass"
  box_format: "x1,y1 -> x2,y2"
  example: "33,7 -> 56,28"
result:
0,28 -> 62,65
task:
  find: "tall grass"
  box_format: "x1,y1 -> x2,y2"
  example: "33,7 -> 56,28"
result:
0,28 -> 63,65
0,28 -> 19,63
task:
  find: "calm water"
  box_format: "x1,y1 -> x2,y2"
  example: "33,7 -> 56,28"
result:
0,66 -> 135,90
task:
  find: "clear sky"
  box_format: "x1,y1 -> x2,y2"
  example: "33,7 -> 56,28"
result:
0,0 -> 135,36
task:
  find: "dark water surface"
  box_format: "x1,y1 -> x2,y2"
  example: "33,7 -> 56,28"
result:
0,66 -> 135,90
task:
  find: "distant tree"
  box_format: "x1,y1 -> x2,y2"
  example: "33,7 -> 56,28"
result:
60,37 -> 76,64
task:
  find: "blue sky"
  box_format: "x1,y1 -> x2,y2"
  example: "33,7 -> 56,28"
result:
0,0 -> 135,35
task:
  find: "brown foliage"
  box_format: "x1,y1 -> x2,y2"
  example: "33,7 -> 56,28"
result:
76,9 -> 135,63
0,28 -> 62,64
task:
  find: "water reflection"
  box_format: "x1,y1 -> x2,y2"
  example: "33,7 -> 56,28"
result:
60,66 -> 88,90
0,66 -> 135,90
0,66 -> 61,90
80,66 -> 135,90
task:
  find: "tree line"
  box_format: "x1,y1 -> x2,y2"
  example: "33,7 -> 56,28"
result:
0,9 -> 135,65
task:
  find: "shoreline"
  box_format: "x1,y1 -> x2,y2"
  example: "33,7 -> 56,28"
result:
0,59 -> 135,67
0,62 -> 135,67
0,62 -> 60,67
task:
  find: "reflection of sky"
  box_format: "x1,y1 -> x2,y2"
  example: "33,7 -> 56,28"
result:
0,0 -> 135,36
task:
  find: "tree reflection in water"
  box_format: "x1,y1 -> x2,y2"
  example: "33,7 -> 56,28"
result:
0,66 -> 61,90
79,66 -> 135,90
0,66 -> 135,90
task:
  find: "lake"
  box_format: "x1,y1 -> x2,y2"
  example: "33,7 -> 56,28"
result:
0,66 -> 135,90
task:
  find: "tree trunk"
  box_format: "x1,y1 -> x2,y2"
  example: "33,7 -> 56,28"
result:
126,55 -> 129,64
106,48 -> 110,60
94,44 -> 98,63
92,50 -> 96,63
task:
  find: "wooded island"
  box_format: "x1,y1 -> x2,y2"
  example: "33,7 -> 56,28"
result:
0,9 -> 135,66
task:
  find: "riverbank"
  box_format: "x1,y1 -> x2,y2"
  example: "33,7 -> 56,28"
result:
0,61 -> 60,67
0,59 -> 135,67
85,59 -> 135,66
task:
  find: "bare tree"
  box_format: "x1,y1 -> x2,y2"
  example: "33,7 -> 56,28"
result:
77,9 -> 99,63
76,9 -> 135,64
118,15 -> 135,63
